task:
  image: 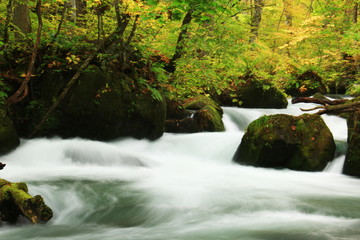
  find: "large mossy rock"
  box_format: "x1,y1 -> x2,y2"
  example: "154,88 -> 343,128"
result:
0,107 -> 20,155
285,70 -> 327,97
13,66 -> 166,140
0,179 -> 53,224
165,95 -> 225,133
343,111 -> 360,177
233,114 -> 336,171
216,74 -> 288,109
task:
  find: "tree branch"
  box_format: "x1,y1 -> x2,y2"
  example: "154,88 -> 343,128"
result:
6,0 -> 42,105
292,96 -> 360,115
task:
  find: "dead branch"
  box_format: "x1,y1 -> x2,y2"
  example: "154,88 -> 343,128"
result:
292,96 -> 360,115
300,106 -> 325,112
291,97 -> 348,106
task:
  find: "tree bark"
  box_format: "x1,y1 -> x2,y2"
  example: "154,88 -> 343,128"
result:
249,0 -> 264,43
354,3 -> 358,23
13,0 -> 31,39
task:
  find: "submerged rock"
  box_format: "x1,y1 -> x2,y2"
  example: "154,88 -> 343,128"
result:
0,179 -> 53,224
233,114 -> 336,171
0,107 -> 20,155
165,95 -> 225,133
343,111 -> 360,177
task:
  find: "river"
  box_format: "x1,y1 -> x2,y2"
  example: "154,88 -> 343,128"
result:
0,101 -> 359,240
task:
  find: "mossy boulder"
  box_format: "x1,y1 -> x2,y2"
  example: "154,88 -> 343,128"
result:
165,95 -> 225,133
13,66 -> 166,140
0,107 -> 20,155
233,114 -> 336,171
215,74 -> 288,109
343,111 -> 360,177
285,70 -> 327,97
0,179 -> 53,224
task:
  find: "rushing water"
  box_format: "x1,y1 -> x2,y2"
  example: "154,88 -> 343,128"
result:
1,101 -> 360,240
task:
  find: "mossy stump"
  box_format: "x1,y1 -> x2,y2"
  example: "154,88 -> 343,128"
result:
0,179 -> 53,224
233,114 -> 336,171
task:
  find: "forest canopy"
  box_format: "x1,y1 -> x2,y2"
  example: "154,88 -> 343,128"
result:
0,0 -> 359,104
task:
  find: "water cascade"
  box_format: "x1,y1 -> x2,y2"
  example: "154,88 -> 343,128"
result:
1,101 -> 359,240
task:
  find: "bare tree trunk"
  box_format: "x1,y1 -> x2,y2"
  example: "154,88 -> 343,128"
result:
114,0 -> 130,37
68,0 -> 76,22
75,0 -> 86,17
249,0 -> 264,43
13,0 -> 31,39
165,9 -> 194,73
354,3 -> 358,23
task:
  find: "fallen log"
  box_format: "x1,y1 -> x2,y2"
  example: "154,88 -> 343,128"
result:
292,96 -> 360,115
291,97 -> 348,106
0,179 -> 53,224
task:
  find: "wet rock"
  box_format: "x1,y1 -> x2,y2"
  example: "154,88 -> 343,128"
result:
0,107 -> 20,155
0,179 -> 53,224
343,111 -> 360,177
285,70 -> 327,97
233,114 -> 336,171
13,66 -> 166,140
215,73 -> 288,109
165,95 -> 225,133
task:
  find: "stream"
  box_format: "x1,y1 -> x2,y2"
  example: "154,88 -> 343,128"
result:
0,100 -> 359,240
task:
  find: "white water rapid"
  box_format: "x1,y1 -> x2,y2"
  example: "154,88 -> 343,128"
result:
1,100 -> 359,240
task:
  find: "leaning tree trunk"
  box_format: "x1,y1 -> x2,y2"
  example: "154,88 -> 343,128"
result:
165,9 -> 194,73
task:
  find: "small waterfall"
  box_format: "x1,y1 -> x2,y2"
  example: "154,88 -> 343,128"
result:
324,155 -> 346,173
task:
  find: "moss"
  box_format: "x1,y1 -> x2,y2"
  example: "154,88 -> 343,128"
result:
234,114 -> 335,171
196,106 -> 225,132
0,179 -> 53,224
183,95 -> 223,114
